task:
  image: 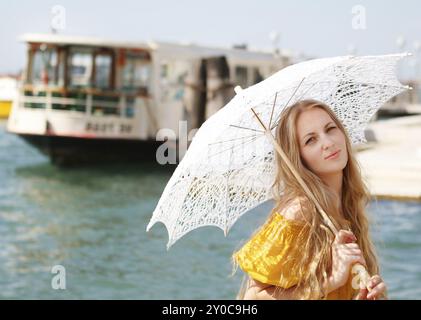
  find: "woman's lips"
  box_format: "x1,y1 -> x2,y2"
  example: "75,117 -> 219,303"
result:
325,150 -> 340,160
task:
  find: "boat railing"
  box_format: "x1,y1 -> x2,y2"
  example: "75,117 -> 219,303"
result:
17,84 -> 150,118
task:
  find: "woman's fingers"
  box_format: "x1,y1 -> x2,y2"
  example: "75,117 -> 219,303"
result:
334,230 -> 357,244
336,245 -> 364,258
367,282 -> 386,299
366,275 -> 386,299
355,288 -> 368,300
339,247 -> 362,255
367,275 -> 382,290
333,243 -> 366,265
346,255 -> 367,267
342,243 -> 360,249
356,282 -> 387,300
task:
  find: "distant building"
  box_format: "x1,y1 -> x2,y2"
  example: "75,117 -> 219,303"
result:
0,75 -> 18,118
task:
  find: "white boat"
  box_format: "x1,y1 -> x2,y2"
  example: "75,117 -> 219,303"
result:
7,33 -> 291,165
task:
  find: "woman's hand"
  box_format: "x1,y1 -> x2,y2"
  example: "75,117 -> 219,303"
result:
328,230 -> 367,292
355,275 -> 388,300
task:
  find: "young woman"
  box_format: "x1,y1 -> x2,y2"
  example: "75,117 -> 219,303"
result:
231,99 -> 388,300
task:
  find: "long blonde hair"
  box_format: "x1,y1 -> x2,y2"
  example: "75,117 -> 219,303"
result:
232,99 -> 384,299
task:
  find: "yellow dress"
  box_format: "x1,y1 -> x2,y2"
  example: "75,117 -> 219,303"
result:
233,211 -> 356,299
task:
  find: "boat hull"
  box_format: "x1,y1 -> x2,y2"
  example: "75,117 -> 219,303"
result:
18,134 -> 178,166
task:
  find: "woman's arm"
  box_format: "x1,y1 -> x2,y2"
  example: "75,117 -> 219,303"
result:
244,278 -> 294,300
252,284 -> 303,300
244,277 -> 336,300
244,278 -> 298,300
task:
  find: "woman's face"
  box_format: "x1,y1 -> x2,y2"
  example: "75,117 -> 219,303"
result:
296,107 -> 348,177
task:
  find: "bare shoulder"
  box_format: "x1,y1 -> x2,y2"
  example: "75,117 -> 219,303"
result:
278,197 -> 313,222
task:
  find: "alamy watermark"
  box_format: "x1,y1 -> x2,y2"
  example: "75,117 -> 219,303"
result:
51,5 -> 66,32
155,121 -> 198,165
51,265 -> 66,290
351,5 -> 366,30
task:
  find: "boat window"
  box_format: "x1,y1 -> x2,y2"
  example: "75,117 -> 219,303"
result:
51,91 -> 86,112
92,106 -> 120,116
252,67 -> 264,84
30,47 -> 61,85
158,60 -> 189,104
69,51 -> 93,88
91,95 -> 120,117
94,54 -> 112,89
122,53 -> 151,92
125,97 -> 135,118
160,63 -> 169,79
235,65 -> 248,88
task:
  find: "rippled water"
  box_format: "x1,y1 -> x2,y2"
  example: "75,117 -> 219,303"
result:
0,120 -> 420,299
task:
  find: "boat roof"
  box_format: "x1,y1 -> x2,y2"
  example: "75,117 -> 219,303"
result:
148,41 -> 290,61
20,33 -> 150,50
20,33 -> 292,61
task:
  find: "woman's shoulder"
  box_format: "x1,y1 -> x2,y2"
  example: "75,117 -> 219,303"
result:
233,198 -> 312,288
274,196 -> 314,224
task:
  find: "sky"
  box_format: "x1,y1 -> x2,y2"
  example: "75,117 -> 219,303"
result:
1,0 -> 421,79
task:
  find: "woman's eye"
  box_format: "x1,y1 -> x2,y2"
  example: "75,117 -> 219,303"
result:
305,127 -> 336,145
305,137 -> 314,145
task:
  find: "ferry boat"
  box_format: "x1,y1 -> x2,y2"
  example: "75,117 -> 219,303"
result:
7,33 -> 291,165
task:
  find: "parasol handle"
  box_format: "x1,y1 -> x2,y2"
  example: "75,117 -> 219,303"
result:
250,108 -> 372,292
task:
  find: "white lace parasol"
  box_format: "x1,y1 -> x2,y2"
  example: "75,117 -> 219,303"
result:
146,53 -> 410,250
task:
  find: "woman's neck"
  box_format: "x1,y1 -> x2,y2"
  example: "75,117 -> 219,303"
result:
321,171 -> 343,214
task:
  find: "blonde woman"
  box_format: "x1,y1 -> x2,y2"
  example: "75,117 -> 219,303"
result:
232,99 -> 388,300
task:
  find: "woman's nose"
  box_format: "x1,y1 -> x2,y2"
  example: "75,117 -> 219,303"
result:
322,135 -> 335,149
